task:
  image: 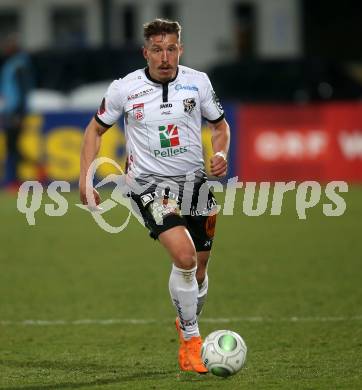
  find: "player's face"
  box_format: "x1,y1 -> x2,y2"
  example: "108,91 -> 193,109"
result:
143,33 -> 183,83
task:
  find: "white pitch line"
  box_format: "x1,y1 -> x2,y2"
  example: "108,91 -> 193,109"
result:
1,316 -> 362,326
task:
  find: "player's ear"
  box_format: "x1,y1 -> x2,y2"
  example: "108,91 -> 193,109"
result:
142,46 -> 148,61
179,44 -> 184,57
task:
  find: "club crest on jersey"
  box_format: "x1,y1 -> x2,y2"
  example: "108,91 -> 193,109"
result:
183,98 -> 196,114
133,103 -> 145,121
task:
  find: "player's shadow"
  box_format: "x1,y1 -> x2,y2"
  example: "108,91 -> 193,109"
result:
0,359 -> 175,389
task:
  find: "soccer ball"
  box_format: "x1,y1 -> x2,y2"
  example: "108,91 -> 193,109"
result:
201,330 -> 247,377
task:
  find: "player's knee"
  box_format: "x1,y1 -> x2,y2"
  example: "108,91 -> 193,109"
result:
174,251 -> 197,270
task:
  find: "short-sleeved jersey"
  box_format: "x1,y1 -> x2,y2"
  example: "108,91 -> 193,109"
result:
95,65 -> 224,178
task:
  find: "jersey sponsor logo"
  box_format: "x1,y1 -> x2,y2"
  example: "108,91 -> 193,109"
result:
154,124 -> 188,158
175,84 -> 198,91
159,124 -> 180,147
154,147 -> 188,158
183,98 -> 196,114
132,103 -> 144,120
127,88 -> 154,101
160,103 -> 173,109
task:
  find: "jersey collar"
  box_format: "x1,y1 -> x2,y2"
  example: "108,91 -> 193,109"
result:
144,66 -> 179,85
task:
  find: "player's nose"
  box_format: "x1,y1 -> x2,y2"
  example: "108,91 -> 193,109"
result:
161,49 -> 168,62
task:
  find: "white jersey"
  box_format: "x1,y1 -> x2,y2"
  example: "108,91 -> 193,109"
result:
95,65 -> 224,179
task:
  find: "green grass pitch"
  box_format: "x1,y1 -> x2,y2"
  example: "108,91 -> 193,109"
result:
0,185 -> 361,389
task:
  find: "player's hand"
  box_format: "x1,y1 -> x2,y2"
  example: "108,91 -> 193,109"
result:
210,152 -> 228,177
79,185 -> 101,208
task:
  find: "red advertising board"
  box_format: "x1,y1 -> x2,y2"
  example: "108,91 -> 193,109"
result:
236,103 -> 362,182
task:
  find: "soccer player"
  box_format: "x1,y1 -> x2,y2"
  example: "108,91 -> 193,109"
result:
79,19 -> 230,373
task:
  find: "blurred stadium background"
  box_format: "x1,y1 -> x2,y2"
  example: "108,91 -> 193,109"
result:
0,1 -> 362,389
0,0 -> 362,183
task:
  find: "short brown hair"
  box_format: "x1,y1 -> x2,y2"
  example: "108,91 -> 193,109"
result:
143,18 -> 181,42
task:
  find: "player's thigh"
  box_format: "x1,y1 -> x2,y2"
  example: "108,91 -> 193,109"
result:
159,226 -> 197,269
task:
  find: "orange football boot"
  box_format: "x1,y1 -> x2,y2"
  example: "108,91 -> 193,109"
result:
184,336 -> 208,374
175,318 -> 208,374
175,317 -> 192,371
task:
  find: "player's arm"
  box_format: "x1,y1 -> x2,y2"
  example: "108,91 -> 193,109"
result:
208,118 -> 230,177
79,117 -> 108,206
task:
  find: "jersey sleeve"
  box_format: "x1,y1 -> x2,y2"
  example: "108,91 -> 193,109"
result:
200,73 -> 225,123
94,79 -> 124,128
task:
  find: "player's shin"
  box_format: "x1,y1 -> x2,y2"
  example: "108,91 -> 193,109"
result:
196,273 -> 208,316
169,264 -> 199,339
